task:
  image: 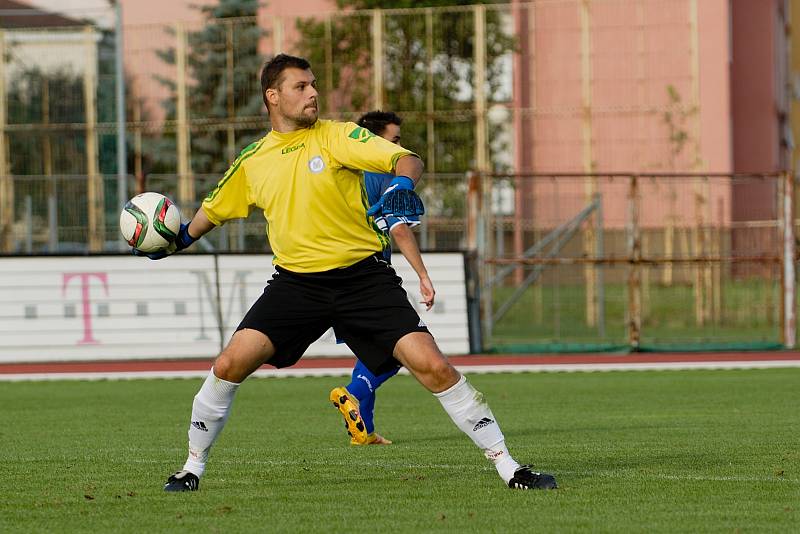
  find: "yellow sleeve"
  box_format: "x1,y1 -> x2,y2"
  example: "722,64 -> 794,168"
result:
325,121 -> 418,174
201,148 -> 253,226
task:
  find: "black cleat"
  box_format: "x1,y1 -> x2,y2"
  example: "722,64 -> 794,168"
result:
164,470 -> 199,492
507,465 -> 557,490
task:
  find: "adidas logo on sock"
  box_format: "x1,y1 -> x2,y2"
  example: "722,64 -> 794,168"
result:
191,421 -> 208,432
472,417 -> 495,431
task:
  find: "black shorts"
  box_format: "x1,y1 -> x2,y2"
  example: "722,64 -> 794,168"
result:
236,253 -> 430,375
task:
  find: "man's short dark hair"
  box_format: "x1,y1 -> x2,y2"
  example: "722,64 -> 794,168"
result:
357,110 -> 402,137
261,54 -> 312,108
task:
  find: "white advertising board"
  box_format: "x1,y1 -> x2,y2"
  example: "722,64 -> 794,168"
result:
0,253 -> 470,362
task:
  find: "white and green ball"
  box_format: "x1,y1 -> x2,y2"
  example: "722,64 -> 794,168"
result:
119,192 -> 181,253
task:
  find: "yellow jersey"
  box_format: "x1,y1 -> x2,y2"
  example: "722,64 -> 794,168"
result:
201,119 -> 416,272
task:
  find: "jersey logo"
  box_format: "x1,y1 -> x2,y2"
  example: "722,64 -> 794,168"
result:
281,142 -> 305,154
348,126 -> 376,143
308,156 -> 325,173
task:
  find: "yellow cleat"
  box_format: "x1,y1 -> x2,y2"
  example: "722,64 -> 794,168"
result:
329,387 -> 368,444
351,432 -> 393,446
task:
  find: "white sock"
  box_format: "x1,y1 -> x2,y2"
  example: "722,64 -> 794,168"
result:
434,375 -> 521,483
182,368 -> 240,478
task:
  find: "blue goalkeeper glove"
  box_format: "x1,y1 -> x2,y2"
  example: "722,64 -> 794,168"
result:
132,222 -> 197,260
366,176 -> 425,218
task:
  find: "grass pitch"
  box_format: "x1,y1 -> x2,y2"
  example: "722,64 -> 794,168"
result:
1,369 -> 797,532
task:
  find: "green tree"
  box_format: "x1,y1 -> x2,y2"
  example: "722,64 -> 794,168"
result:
6,68 -> 86,175
294,0 -> 514,174
156,0 -> 266,175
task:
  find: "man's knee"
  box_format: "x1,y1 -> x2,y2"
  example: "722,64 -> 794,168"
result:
212,352 -> 238,382
212,329 -> 275,383
427,358 -> 460,390
393,332 -> 461,391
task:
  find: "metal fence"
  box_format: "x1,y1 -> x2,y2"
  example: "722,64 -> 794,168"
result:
0,0 -> 706,253
470,172 -> 796,352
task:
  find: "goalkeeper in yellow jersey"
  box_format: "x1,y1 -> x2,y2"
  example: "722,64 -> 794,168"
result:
135,53 -> 557,493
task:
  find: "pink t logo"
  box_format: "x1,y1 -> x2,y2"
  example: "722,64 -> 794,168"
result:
62,272 -> 109,345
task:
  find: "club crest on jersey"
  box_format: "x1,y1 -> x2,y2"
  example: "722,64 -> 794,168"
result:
309,156 -> 325,173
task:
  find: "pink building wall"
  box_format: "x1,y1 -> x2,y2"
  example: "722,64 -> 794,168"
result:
516,0 -> 733,230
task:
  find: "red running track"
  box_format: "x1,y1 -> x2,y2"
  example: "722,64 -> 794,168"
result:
2,351 -> 800,376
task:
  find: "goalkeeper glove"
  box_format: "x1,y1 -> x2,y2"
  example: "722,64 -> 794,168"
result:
132,222 -> 197,260
366,176 -> 425,217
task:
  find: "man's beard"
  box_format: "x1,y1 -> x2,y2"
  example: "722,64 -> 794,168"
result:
292,107 -> 318,128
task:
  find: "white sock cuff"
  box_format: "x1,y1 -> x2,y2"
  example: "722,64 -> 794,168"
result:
200,368 -> 240,405
433,374 -> 467,399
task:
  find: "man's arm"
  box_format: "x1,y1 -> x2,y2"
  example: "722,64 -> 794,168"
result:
394,154 -> 424,186
367,154 -> 425,218
186,207 -> 217,241
390,223 -> 435,310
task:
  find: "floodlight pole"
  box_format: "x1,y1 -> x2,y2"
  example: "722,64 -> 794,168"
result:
115,1 -> 128,250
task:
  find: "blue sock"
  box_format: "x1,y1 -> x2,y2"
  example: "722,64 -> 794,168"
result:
346,360 -> 400,434
359,392 -> 377,434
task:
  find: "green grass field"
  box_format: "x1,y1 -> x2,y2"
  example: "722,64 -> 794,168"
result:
2,369 -> 798,532
491,279 -> 783,350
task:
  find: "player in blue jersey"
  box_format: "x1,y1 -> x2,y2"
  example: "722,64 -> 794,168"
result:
329,111 -> 435,446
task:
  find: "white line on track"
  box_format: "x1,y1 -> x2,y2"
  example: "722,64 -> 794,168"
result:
2,359 -> 800,381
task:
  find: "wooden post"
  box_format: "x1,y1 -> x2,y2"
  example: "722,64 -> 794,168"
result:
225,20 -> 236,164
692,180 -> 704,326
84,26 -> 103,252
133,98 -> 143,194
642,231 -> 650,322
273,16 -> 284,54
627,175 -> 641,349
425,8 -> 435,173
175,23 -> 193,209
513,2 -> 535,286
782,171 -> 796,347
324,16 -> 333,113
713,197 -> 723,323
372,10 -> 384,110
466,171 -> 481,253
467,171 -> 490,342
702,179 -> 712,323
474,4 -> 488,172
580,0 -> 597,328
664,185 -> 676,285
0,30 -> 12,253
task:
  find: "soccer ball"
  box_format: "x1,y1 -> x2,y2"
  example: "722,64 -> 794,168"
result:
119,192 -> 181,253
